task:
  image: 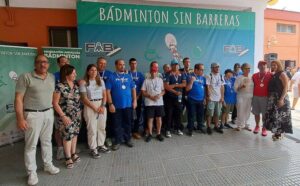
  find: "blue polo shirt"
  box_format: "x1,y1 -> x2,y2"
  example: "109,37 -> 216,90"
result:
53,71 -> 60,84
224,77 -> 237,104
106,72 -> 135,109
128,71 -> 144,96
99,70 -> 113,84
187,74 -> 206,101
164,72 -> 186,98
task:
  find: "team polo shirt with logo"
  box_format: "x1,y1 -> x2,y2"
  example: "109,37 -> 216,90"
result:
186,73 -> 206,101
106,72 -> 135,109
128,71 -> 145,96
99,70 -> 113,85
164,72 -> 186,98
224,77 -> 237,104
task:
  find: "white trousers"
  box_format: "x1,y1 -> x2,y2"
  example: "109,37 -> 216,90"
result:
236,95 -> 252,128
84,101 -> 107,150
24,109 -> 54,174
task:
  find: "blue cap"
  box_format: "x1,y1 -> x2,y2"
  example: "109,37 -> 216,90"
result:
170,59 -> 179,65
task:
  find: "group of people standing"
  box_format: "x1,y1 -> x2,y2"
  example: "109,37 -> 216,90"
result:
15,55 -> 293,186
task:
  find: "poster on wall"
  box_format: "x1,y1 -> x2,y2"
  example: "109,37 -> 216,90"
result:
42,47 -> 83,78
0,45 -> 37,146
77,2 -> 255,74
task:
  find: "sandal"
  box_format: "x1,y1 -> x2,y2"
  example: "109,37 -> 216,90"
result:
65,157 -> 74,169
71,153 -> 81,163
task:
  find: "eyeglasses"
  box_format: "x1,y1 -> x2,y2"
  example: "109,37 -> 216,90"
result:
36,61 -> 49,64
244,68 -> 251,70
213,66 -> 219,68
199,69 -> 204,71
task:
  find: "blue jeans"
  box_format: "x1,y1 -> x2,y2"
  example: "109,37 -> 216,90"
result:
187,98 -> 205,131
112,108 -> 133,144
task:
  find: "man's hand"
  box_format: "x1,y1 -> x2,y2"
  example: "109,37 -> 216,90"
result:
97,106 -> 105,114
109,104 -> 116,113
174,91 -> 182,96
17,119 -> 28,131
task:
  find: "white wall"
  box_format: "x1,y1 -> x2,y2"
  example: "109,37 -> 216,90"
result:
0,0 -> 267,67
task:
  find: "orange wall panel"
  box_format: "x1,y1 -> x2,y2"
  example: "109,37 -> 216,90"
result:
0,7 -> 77,52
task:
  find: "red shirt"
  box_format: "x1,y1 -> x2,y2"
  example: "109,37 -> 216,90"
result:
252,72 -> 272,97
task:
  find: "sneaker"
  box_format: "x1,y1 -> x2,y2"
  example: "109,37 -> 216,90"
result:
198,127 -> 206,134
105,138 -> 112,147
253,126 -> 260,134
219,124 -> 224,130
156,134 -> 164,142
187,130 -> 193,137
132,132 -> 142,139
176,130 -> 184,136
125,140 -> 134,148
214,126 -> 223,134
91,149 -> 101,159
224,123 -> 233,129
145,135 -> 152,143
28,172 -> 38,186
98,146 -> 111,154
207,127 -> 212,135
243,126 -> 252,132
56,147 -> 65,160
165,131 -> 172,138
44,165 -> 60,175
112,143 -> 120,151
262,127 -> 267,136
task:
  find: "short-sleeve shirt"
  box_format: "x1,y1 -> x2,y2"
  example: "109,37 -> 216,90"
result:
206,73 -> 224,102
141,77 -> 164,106
292,72 -> 300,88
79,80 -> 105,100
99,70 -> 113,84
252,72 -> 272,97
224,77 -> 237,104
164,72 -> 186,98
15,71 -> 55,110
106,72 -> 135,109
186,74 -> 206,101
128,71 -> 145,96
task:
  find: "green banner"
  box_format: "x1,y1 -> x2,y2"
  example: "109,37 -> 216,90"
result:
42,47 -> 83,78
0,45 -> 37,146
77,1 -> 254,30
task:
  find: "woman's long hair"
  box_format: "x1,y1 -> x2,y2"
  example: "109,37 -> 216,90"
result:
84,64 -> 102,86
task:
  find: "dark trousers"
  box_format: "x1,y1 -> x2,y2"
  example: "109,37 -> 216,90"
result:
187,98 -> 205,131
231,105 -> 237,121
132,98 -> 143,133
112,108 -> 133,144
106,107 -> 114,138
165,96 -> 183,131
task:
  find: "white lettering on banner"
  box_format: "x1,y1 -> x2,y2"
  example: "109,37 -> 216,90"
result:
98,6 -> 241,27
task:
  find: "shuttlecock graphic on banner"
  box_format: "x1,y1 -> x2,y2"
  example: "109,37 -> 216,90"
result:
165,33 -> 183,66
9,71 -> 18,81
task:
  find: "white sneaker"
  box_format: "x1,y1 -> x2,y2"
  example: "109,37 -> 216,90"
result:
44,165 -> 60,175
177,130 -> 184,136
56,147 -> 65,160
166,131 -> 172,138
28,172 -> 38,185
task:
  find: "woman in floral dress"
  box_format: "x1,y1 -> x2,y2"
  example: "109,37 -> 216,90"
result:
264,60 -> 293,140
53,64 -> 81,168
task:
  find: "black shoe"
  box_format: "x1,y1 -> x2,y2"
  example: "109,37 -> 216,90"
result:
187,130 -> 193,137
145,135 -> 152,143
198,128 -> 206,134
156,134 -> 164,142
207,127 -> 212,135
112,144 -> 120,151
224,123 -> 233,129
214,126 -> 224,134
125,140 -> 134,148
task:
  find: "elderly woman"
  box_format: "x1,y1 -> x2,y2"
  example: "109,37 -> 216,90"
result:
264,60 -> 293,140
234,63 -> 254,131
53,64 -> 81,169
79,64 -> 110,159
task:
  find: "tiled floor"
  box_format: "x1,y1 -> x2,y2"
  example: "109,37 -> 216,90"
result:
0,123 -> 300,186
1,96 -> 300,186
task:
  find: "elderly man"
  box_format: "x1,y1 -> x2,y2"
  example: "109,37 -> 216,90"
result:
15,55 -> 60,186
